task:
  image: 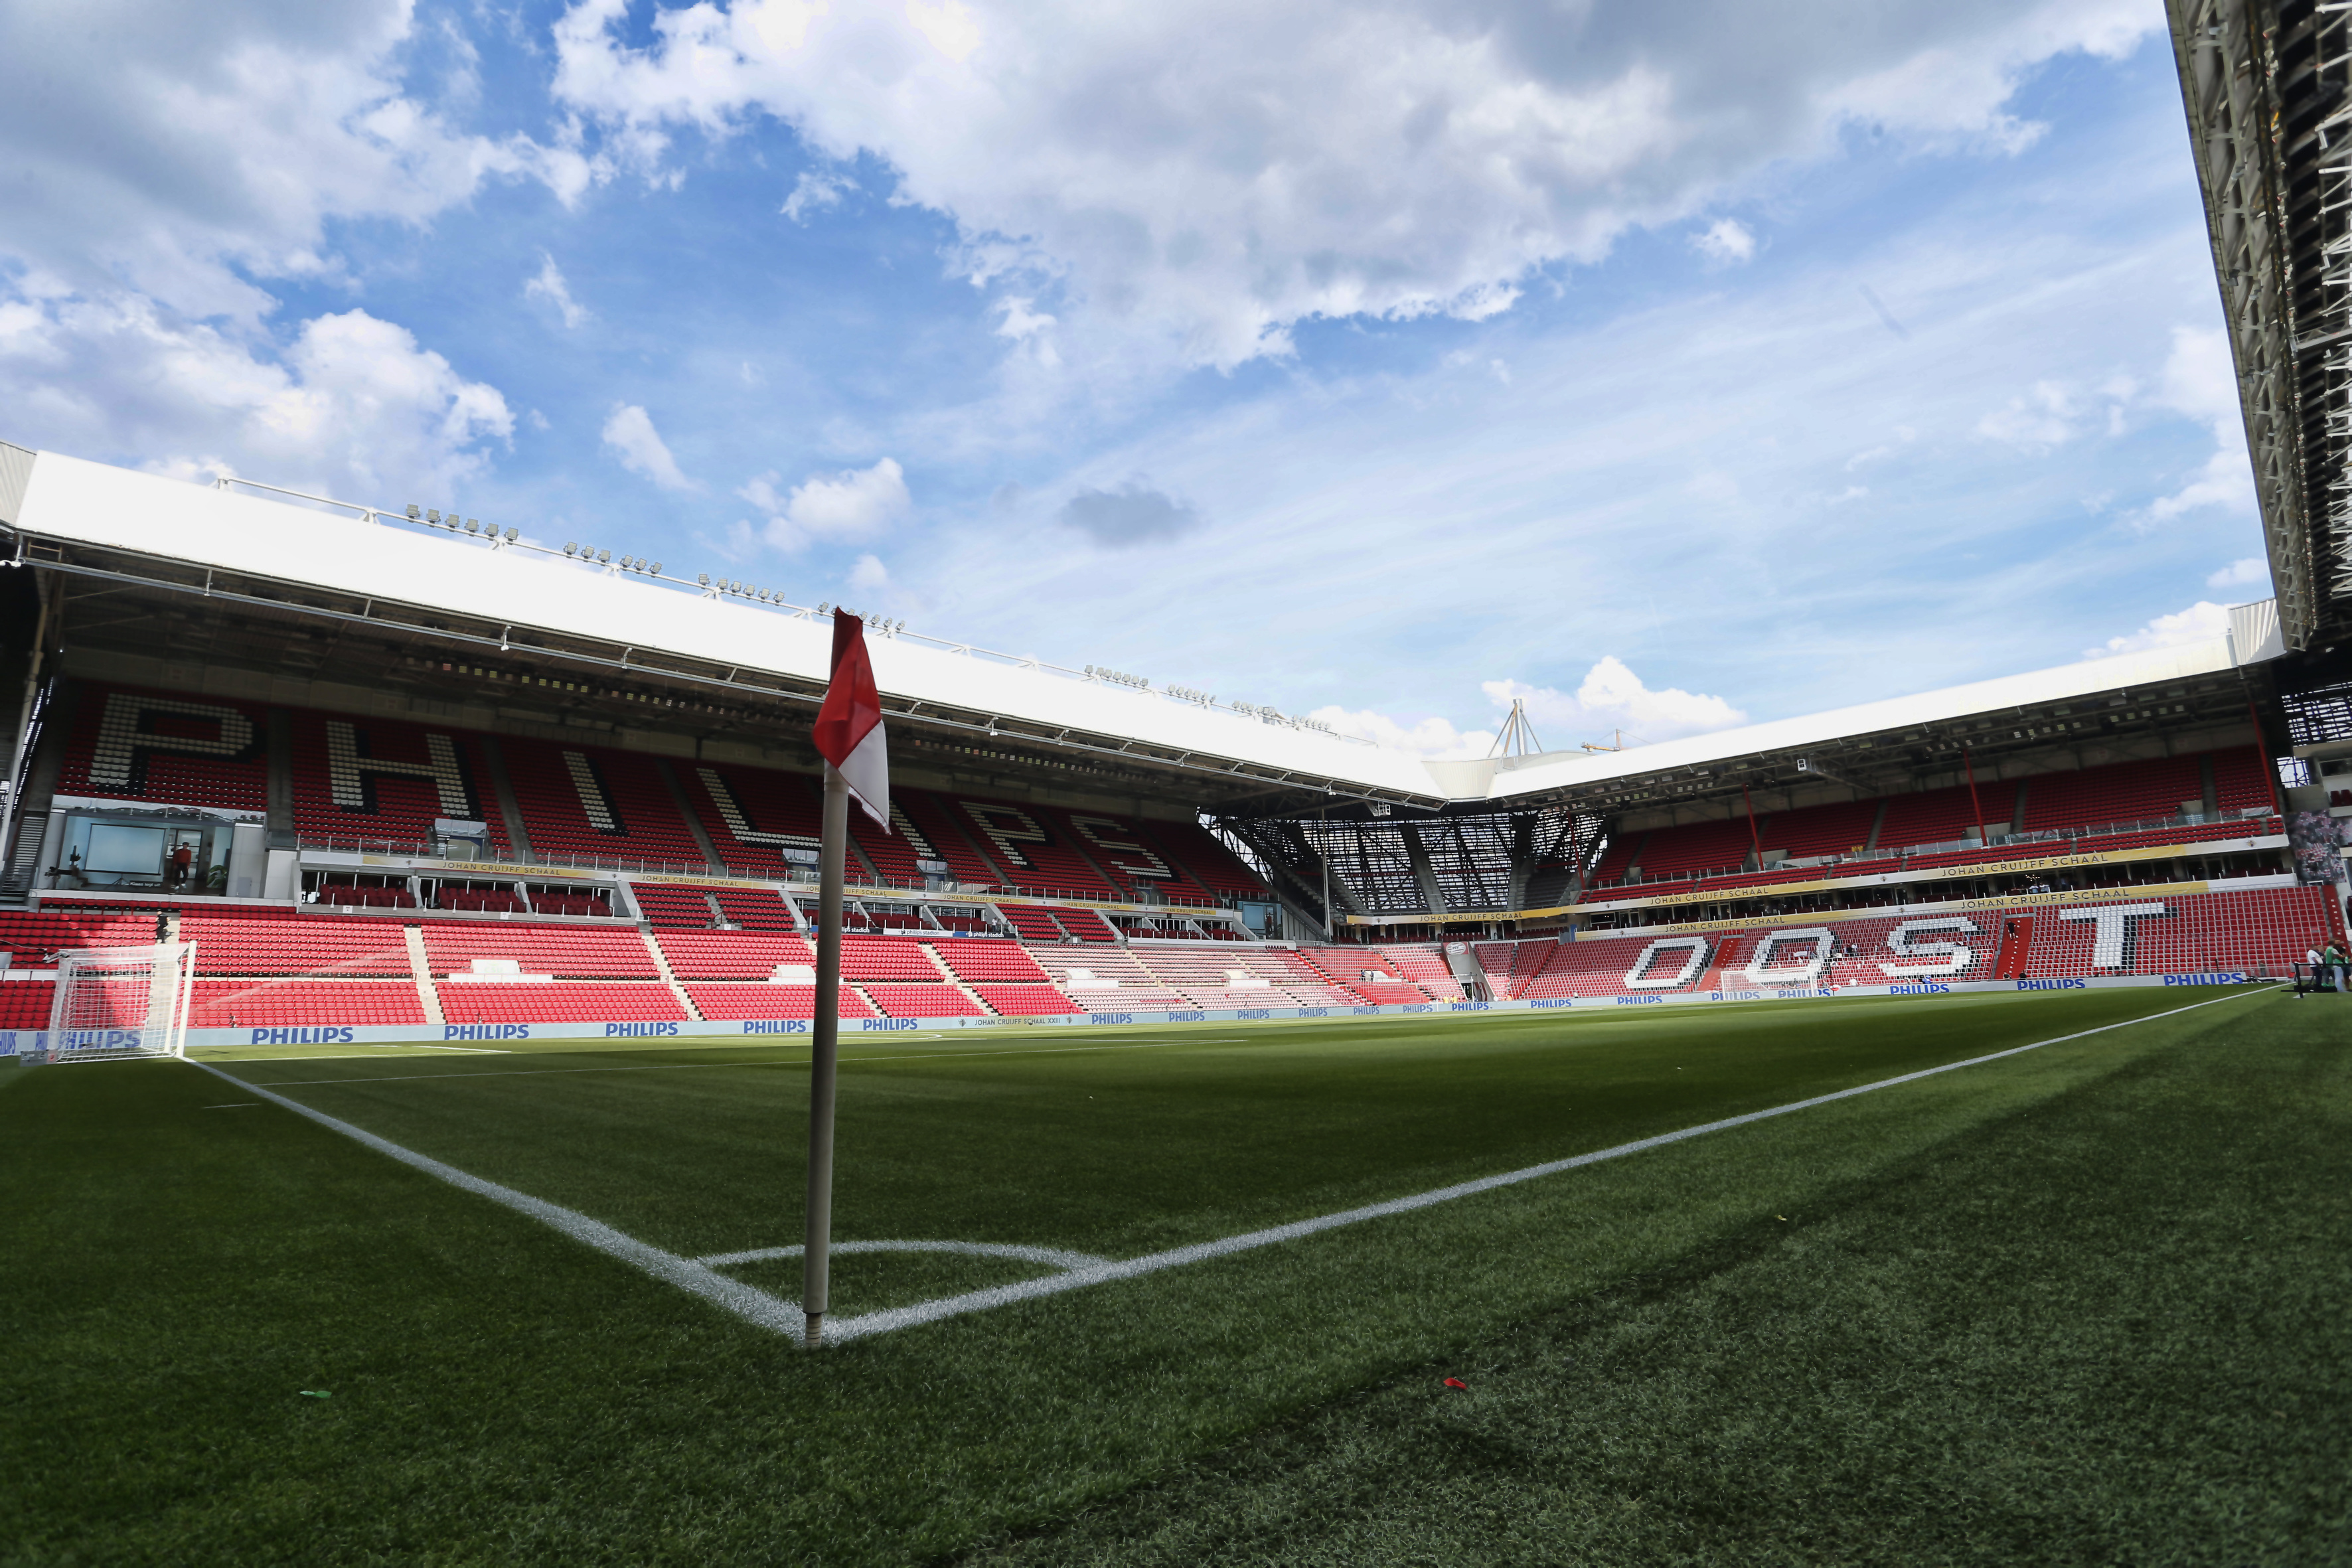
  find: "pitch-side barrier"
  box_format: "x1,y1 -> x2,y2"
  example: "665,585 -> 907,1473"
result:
0,972 -> 2267,1056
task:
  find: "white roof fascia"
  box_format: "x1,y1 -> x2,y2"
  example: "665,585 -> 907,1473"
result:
10,451 -> 1439,796
1472,633 -> 2257,803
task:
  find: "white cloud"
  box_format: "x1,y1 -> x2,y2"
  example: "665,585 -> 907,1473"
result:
1308,706 -> 1496,760
1488,659 -> 1747,747
1976,380 -> 2077,449
781,169 -> 857,222
0,0 -> 604,325
525,252 -> 590,329
2144,325 -> 2256,523
550,0 -> 2156,371
2082,600 -> 2232,659
1693,218 -> 1756,264
601,404 -> 694,490
2207,556 -> 2268,590
846,553 -> 892,593
0,293 -> 510,499
1316,658 -> 1745,757
746,457 -> 913,550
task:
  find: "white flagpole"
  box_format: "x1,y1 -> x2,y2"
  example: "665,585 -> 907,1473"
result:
803,764 -> 850,1346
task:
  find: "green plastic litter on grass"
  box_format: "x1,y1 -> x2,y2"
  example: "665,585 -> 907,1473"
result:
299,1390 -> 331,1399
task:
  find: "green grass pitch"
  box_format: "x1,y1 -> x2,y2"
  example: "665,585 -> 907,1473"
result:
2,988 -> 2345,1564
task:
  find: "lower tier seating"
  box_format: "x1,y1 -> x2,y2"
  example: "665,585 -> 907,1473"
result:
862,982 -> 986,1018
0,980 -> 56,1028
435,982 -> 686,1023
686,984 -> 875,1020
191,980 -> 426,1028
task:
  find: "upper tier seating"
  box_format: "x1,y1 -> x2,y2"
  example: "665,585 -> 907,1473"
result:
1757,799 -> 1881,860
530,893 -> 611,917
954,797 -> 1123,898
996,905 -> 1069,943
420,923 -> 659,978
682,763 -> 825,880
1139,819 -> 1271,902
895,793 -> 1009,886
497,738 -> 710,868
2021,755 -> 2205,834
1875,782 -> 2017,852
436,889 -> 525,913
319,884 -> 418,909
52,684 -> 269,812
2211,749 -> 2275,815
289,710 -> 512,855
1616,816 -> 1758,880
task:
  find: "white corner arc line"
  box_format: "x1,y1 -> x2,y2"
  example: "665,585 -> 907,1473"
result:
696,1240 -> 1111,1271
184,1059 -> 805,1339
819,986 -> 2280,1344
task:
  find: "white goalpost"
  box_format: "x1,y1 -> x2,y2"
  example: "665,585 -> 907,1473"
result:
41,943 -> 198,1062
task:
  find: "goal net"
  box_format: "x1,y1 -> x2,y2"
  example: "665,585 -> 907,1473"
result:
42,943 -> 198,1062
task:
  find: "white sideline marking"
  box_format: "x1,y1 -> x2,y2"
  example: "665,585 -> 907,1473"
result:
696,1239 -> 1111,1271
416,1045 -> 511,1054
240,1036 -> 1245,1087
191,986 -> 2275,1347
185,1058 -> 807,1340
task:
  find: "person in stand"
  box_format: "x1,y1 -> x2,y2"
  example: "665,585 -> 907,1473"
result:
2329,939 -> 2351,997
167,841 -> 193,890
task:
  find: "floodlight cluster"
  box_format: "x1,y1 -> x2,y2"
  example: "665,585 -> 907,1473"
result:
405,504 -> 517,544
1086,665 -> 1150,690
565,542 -> 662,575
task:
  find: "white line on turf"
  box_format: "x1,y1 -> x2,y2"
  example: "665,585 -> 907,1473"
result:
240,1038 -> 1251,1087
415,1045 -> 511,1054
191,986 -> 2276,1347
695,1239 -> 1111,1271
184,1058 -> 807,1340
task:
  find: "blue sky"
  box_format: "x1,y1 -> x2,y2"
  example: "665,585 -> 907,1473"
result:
0,0 -> 2262,755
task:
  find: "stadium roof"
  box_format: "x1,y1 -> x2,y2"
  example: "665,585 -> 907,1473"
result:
0,441 -> 2292,821
2166,0 -> 2351,653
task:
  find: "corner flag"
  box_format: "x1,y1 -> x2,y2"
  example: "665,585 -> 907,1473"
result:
812,611 -> 890,829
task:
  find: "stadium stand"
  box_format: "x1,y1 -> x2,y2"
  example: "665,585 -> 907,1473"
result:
712,888 -> 799,931
864,983 -> 986,1018
191,980 -> 425,1028
287,710 -> 510,853
1757,798 -> 1880,861
686,984 -> 875,1020
51,685 -> 270,813
419,923 -> 661,978
995,905 -> 1071,943
2021,755 -> 2207,834
438,982 -> 686,1024
0,980 -> 56,1028
927,939 -> 1056,986
956,797 -> 1123,898
682,763 -> 826,879
1620,815 -> 1760,880
838,936 -> 943,982
1139,819 -> 1269,901
497,739 -> 709,867
653,930 -> 813,979
1379,945 -> 1466,1000
1874,781 -> 2015,852
972,984 -> 1080,1016
630,884 -> 719,929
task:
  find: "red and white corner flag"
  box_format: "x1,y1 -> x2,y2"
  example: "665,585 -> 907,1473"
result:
811,610 -> 890,829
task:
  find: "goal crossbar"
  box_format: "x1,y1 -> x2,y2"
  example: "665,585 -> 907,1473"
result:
42,943 -> 198,1062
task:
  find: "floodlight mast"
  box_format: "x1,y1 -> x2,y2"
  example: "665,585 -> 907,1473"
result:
1486,698 -> 1545,759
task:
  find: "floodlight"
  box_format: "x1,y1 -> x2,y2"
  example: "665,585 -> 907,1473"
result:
564,542 -> 578,556
649,561 -> 662,575
503,527 -> 518,542
698,573 -> 710,586
465,519 -> 480,534
597,550 -> 611,564
428,510 -> 441,523
406,504 -> 420,519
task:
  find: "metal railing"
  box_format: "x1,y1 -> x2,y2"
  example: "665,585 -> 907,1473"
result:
293,834 -> 1238,911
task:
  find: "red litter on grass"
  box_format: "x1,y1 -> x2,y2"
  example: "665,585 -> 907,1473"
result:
1443,1377 -> 1468,1390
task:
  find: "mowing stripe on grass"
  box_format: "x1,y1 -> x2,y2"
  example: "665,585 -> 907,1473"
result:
242,1038 -> 1251,1088
190,988 -> 2275,1348
817,986 -> 2283,1344
183,1058 -> 807,1339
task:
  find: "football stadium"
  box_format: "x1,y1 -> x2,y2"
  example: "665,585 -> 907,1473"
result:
5,5 -> 2351,1565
